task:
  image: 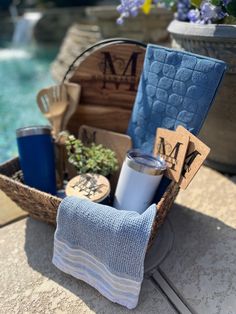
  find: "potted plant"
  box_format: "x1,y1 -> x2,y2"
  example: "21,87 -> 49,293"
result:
86,4 -> 173,44
66,135 -> 119,177
116,0 -> 236,174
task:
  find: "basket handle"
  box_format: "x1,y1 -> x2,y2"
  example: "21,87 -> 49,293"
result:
62,37 -> 147,83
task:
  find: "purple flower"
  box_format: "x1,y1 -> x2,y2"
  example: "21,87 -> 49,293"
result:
201,1 -> 218,22
116,0 -> 145,24
176,0 -> 191,21
188,9 -> 201,23
116,0 -> 229,25
200,1 -> 226,23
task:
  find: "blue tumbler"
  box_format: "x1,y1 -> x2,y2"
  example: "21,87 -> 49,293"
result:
16,126 -> 57,195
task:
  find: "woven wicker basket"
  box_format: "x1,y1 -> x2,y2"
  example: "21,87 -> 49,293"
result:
0,157 -> 179,247
0,39 -> 180,247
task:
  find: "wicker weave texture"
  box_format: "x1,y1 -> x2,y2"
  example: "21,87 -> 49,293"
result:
0,157 -> 61,224
0,157 -> 179,247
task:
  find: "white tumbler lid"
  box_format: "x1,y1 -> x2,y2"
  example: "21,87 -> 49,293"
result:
126,150 -> 166,176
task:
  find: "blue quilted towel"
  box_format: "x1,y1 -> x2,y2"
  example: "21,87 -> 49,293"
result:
52,196 -> 156,309
128,45 -> 226,153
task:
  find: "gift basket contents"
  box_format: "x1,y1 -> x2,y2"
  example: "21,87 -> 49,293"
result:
0,39 -> 226,309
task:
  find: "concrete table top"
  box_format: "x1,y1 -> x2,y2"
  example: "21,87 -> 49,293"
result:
0,217 -> 175,314
159,166 -> 236,314
0,190 -> 27,227
0,165 -> 235,313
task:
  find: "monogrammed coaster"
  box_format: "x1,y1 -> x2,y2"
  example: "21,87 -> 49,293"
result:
154,128 -> 189,182
177,126 -> 210,189
66,173 -> 110,203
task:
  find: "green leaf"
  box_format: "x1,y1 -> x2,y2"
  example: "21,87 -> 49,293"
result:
226,1 -> 236,17
66,134 -> 119,176
211,0 -> 221,5
191,0 -> 202,8
223,15 -> 236,24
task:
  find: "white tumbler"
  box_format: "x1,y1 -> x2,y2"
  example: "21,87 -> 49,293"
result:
113,150 -> 166,214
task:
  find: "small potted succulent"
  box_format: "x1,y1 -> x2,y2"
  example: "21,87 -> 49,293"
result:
66,135 -> 119,177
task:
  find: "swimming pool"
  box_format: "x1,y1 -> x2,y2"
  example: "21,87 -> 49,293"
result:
0,44 -> 57,163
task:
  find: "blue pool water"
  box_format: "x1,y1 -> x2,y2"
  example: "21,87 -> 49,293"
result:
0,45 -> 57,163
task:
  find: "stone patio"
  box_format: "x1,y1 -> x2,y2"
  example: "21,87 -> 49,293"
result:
0,190 -> 27,227
0,166 -> 235,313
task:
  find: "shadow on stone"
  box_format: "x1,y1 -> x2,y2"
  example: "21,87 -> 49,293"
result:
159,203 -> 236,313
24,202 -> 236,312
23,217 -> 175,313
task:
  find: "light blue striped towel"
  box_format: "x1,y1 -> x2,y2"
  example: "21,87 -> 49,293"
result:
52,196 -> 156,309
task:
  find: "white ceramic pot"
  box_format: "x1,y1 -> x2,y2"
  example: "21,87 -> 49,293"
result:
168,20 -> 236,174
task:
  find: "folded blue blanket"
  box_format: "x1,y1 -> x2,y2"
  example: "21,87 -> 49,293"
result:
52,196 -> 156,309
128,45 -> 226,153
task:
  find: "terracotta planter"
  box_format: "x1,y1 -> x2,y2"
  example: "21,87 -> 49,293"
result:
86,5 -> 173,43
168,20 -> 236,174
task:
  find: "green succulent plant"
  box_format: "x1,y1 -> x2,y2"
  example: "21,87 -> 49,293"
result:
66,135 -> 119,177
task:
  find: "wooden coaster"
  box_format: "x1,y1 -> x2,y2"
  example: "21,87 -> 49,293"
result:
154,128 -> 190,182
65,173 -> 110,203
177,126 -> 210,189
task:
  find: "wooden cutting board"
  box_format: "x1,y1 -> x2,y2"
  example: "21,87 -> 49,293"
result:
78,125 -> 132,168
66,42 -> 146,135
68,104 -> 132,135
